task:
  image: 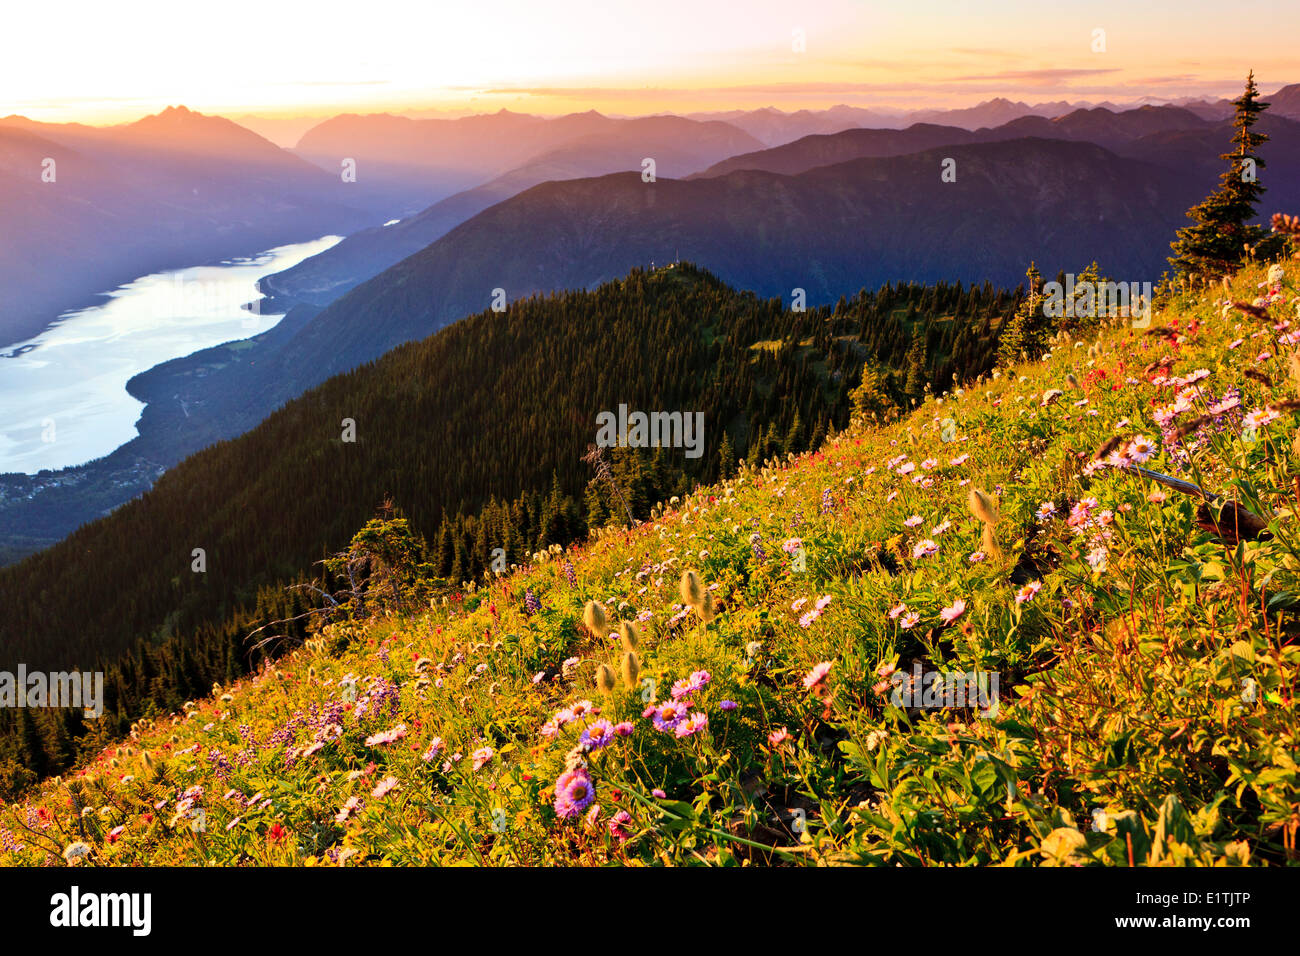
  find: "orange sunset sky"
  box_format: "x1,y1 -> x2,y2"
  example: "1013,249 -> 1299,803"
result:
3,0 -> 1296,128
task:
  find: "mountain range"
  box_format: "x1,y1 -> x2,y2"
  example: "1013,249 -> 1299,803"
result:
3,92 -> 1298,568
262,103 -> 1298,312
260,114 -> 764,305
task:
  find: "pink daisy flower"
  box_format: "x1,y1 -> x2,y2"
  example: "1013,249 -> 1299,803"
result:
1015,581 -> 1042,604
940,598 -> 966,624
803,661 -> 834,691
675,712 -> 709,738
768,727 -> 793,747
912,539 -> 938,560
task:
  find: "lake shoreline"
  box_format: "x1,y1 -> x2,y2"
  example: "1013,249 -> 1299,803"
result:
0,235 -> 340,476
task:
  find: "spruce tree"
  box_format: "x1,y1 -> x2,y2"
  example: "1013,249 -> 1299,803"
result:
782,410 -> 804,456
850,360 -> 898,425
903,326 -> 928,398
18,709 -> 48,780
1168,72 -> 1271,280
717,431 -> 735,479
997,262 -> 1044,368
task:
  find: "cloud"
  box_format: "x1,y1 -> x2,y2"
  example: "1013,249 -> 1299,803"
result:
948,68 -> 1121,84
1130,74 -> 1201,86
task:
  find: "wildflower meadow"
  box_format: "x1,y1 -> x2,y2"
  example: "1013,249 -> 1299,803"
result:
6,258 -> 1297,869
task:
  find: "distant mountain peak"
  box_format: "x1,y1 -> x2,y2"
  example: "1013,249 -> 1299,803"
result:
133,104 -> 210,129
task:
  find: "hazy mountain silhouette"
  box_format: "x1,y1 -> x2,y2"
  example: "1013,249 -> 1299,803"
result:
289,109 -> 762,216
262,105 -> 1235,306
0,107 -> 375,347
263,115 -> 763,305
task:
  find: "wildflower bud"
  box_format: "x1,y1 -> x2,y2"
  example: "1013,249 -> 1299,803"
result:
621,651 -> 640,687
141,750 -> 154,772
595,663 -> 616,694
583,601 -> 607,637
679,570 -> 703,608
967,487 -> 999,526
699,593 -> 717,623
619,620 -> 639,651
1065,373 -> 1079,389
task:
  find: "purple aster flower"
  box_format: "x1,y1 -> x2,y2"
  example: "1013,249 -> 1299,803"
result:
651,700 -> 689,732
579,719 -> 616,750
553,768 -> 596,819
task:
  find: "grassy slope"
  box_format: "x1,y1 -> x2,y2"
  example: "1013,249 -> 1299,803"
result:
5,261 -> 1297,867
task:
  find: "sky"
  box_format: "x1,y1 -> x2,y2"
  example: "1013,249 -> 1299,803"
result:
3,0 -> 1296,125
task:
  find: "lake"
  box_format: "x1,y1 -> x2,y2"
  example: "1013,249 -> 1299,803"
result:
0,236 -> 340,475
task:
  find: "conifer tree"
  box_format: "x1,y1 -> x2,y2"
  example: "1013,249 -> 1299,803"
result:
997,262 -> 1044,368
717,431 -> 735,479
18,709 -> 48,780
904,325 -> 928,397
782,410 -> 804,456
1169,72 -> 1271,279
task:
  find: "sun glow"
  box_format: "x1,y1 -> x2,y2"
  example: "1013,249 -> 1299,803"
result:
3,0 -> 1297,126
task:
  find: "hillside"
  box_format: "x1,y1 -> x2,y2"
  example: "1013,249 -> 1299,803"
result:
3,256 -> 1295,866
0,265 -> 1020,683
